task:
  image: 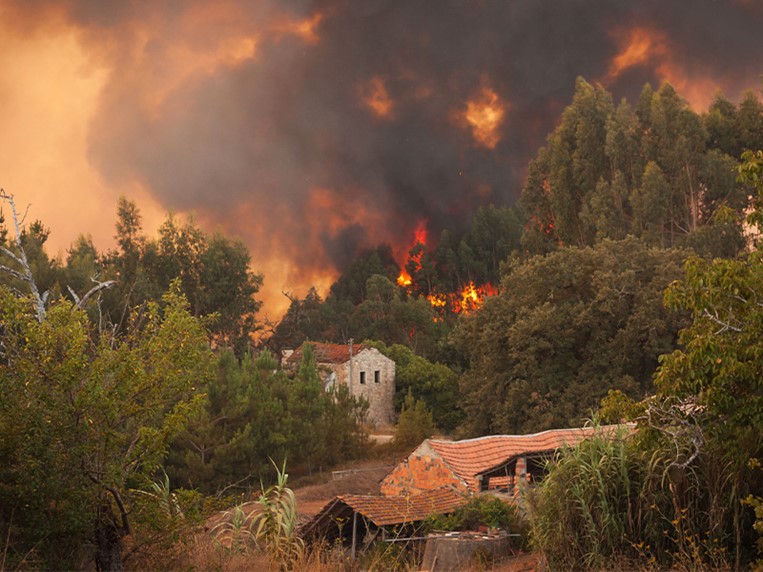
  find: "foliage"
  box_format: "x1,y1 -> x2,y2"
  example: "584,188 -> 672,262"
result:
367,341 -> 463,432
426,495 -> 524,535
0,281 -> 214,570
531,150 -> 763,570
529,422 -> 739,569
250,460 -> 304,570
168,345 -> 369,493
393,390 -> 436,449
520,78 -> 755,257
457,237 -> 689,435
0,196 -> 264,355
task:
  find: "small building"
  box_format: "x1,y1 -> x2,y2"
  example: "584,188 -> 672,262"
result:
300,487 -> 466,556
380,424 -> 632,497
283,342 -> 395,428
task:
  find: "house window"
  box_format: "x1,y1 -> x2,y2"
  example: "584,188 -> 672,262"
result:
374,370 -> 380,383
359,371 -> 366,384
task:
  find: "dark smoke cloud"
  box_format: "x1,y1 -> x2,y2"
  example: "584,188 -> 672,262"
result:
10,0 -> 763,284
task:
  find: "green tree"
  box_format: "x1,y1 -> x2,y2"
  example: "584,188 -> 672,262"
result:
393,390 -> 435,449
655,151 -> 763,466
456,238 -> 689,436
368,341 -> 463,432
0,282 -> 213,570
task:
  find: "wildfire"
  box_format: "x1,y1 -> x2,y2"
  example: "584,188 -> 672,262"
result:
606,26 -> 668,82
360,76 -> 394,119
456,281 -> 498,314
461,84 -> 507,149
397,269 -> 412,287
605,25 -> 719,110
396,220 -> 428,287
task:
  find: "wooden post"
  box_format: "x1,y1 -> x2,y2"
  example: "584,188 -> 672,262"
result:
351,510 -> 358,559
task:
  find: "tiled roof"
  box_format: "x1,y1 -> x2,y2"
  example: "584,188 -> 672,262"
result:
302,487 -> 466,539
340,487 -> 466,526
427,424 -> 631,491
286,342 -> 366,365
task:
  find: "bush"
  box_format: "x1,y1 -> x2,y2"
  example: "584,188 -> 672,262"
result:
426,495 -> 528,549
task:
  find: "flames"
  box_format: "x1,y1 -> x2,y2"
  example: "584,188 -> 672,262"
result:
460,83 -> 508,149
605,25 -> 720,110
396,221 -> 497,316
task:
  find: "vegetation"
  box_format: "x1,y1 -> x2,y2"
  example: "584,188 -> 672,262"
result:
530,150 -> 763,570
392,390 -> 436,449
456,238 -> 689,435
1,77 -> 762,569
168,344 -> 369,494
0,281 -> 214,570
427,495 -> 525,536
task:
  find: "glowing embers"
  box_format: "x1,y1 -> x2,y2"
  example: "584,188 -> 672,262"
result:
461,84 -> 508,149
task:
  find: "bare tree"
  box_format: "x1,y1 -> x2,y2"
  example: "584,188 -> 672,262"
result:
0,189 -> 115,321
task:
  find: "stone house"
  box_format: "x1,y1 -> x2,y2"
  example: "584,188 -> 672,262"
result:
283,342 -> 395,428
380,424 -> 632,497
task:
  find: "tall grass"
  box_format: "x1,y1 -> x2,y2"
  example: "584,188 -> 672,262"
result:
528,424 -> 740,570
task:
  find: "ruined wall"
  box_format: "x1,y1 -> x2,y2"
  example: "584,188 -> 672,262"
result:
334,347 -> 395,428
381,443 -> 468,496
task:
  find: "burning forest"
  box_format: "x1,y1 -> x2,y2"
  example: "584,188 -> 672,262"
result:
1,1 -> 763,319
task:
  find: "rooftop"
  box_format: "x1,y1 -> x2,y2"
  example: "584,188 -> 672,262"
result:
302,487 -> 466,540
425,424 -> 632,490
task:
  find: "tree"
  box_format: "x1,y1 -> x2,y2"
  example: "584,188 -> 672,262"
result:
393,390 -> 436,449
0,281 -> 213,570
456,237 -> 689,436
520,79 -> 751,256
100,201 -> 264,353
656,150 -> 763,462
368,341 -> 463,432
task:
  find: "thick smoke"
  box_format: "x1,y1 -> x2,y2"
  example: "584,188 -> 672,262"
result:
6,0 -> 763,307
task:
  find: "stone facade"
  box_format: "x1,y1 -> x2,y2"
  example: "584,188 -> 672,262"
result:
330,347 -> 395,428
284,343 -> 395,428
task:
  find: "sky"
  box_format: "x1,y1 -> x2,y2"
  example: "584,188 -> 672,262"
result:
0,0 -> 761,319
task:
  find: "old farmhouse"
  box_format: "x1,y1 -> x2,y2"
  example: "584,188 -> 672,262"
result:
380,424 -> 633,497
283,342 -> 395,428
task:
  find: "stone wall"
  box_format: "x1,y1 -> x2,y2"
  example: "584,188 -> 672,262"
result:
332,347 -> 395,428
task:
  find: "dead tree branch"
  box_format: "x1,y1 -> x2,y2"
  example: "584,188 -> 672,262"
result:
0,189 -> 47,321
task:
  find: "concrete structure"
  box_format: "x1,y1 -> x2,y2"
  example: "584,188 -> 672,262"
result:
283,342 -> 395,428
381,425 -> 633,497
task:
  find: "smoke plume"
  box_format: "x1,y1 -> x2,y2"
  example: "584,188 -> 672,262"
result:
1,0 -> 761,316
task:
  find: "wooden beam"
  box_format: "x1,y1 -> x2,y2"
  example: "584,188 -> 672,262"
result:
351,510 -> 358,559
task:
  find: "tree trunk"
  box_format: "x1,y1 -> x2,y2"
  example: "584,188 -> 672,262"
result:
94,507 -> 124,572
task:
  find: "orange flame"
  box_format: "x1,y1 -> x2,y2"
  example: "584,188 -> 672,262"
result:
397,269 -> 412,287
606,27 -> 668,82
273,12 -> 323,44
605,25 -> 720,110
396,220 -> 428,288
461,84 -> 507,149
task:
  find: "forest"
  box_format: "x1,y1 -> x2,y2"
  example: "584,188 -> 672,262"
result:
1,78 -> 762,570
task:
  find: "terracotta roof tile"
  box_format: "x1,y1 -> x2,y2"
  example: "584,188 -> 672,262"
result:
427,424 -> 631,491
337,487 -> 466,527
286,342 -> 366,365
